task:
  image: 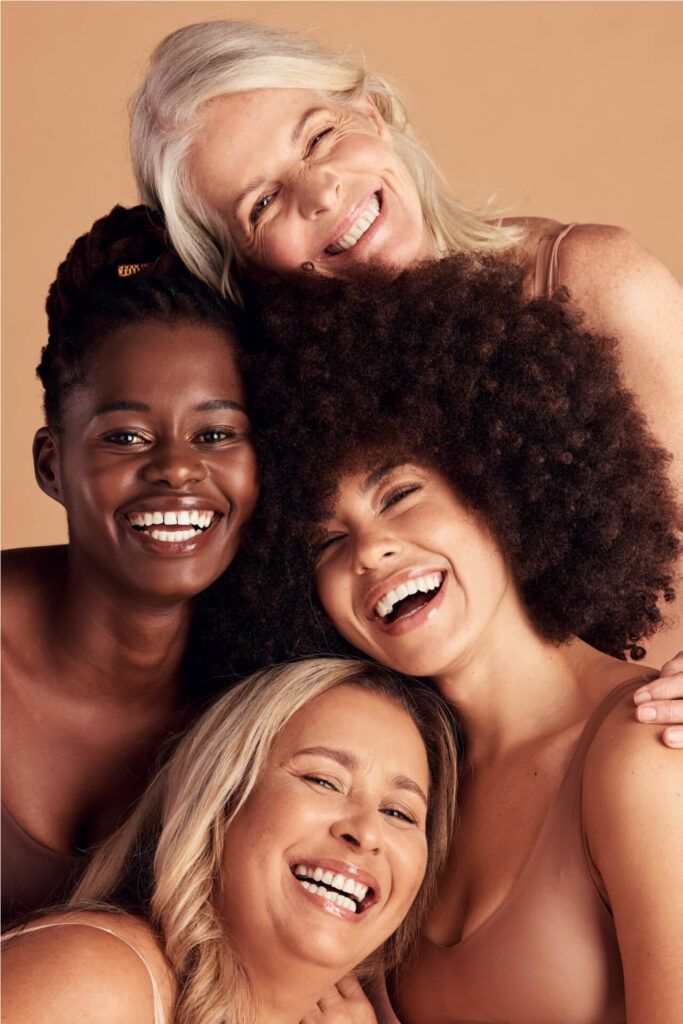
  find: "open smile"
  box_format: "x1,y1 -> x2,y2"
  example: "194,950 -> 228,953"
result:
290,859 -> 379,920
118,498 -> 227,556
365,569 -> 447,636
322,192 -> 383,258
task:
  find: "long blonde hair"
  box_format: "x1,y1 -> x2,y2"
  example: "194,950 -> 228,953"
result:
130,19 -> 521,304
71,657 -> 457,1024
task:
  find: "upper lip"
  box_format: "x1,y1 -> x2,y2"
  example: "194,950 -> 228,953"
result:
363,566 -> 446,619
321,190 -> 380,255
288,856 -> 380,897
117,495 -> 227,517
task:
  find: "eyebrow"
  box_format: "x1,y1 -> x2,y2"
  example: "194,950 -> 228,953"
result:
360,462 -> 410,496
294,745 -> 428,807
233,107 -> 329,214
92,398 -> 246,418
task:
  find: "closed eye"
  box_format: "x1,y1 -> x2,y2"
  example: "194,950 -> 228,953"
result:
380,484 -> 421,512
313,532 -> 346,557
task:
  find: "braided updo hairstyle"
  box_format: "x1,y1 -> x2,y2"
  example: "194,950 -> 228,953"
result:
38,204 -> 239,430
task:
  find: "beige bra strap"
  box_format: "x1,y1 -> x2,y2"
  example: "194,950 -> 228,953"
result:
1,921 -> 166,1024
534,222 -> 577,298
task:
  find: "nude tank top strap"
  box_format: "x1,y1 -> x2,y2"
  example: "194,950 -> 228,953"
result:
533,222 -> 577,298
1,921 -> 167,1024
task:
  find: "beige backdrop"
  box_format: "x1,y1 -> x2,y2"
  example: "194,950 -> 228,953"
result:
3,2 -> 682,661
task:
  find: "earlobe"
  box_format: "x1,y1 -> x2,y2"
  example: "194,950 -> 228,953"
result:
33,428 -> 64,505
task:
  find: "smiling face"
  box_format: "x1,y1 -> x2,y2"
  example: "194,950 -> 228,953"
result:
314,462 -> 513,680
219,683 -> 430,979
35,320 -> 258,603
190,88 -> 434,278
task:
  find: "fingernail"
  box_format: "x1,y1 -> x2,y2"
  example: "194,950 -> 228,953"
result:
663,727 -> 683,747
633,690 -> 652,705
636,706 -> 656,722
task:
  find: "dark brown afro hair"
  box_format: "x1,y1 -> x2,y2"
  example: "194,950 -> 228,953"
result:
197,254 -> 679,675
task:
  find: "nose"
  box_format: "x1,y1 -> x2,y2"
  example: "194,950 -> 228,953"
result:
141,440 -> 208,489
296,166 -> 342,220
331,801 -> 383,854
351,527 -> 401,575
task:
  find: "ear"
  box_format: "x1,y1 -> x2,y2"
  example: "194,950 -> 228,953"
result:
33,428 -> 64,506
360,93 -> 393,144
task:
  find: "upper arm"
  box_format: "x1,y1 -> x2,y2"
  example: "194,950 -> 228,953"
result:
1,924 -> 159,1024
584,698 -> 683,1023
559,225 -> 683,487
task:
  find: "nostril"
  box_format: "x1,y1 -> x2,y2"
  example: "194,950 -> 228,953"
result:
341,832 -> 360,846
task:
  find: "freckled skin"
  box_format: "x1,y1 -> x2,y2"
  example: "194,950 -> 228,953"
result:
191,88 -> 434,277
220,685 -> 429,983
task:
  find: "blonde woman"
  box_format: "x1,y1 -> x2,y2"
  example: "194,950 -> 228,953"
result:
2,657 -> 457,1024
130,19 -> 683,500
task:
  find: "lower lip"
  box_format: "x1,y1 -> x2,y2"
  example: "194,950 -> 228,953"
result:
119,515 -> 226,556
372,574 -> 449,638
322,191 -> 385,263
290,872 -> 370,923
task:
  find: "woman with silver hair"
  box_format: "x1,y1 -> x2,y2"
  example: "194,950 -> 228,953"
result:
130,20 -> 682,497
3,657 -> 458,1024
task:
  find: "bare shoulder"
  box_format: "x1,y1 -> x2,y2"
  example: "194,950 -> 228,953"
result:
583,686 -> 682,854
2,546 -> 67,600
554,222 -> 682,331
2,911 -> 175,1024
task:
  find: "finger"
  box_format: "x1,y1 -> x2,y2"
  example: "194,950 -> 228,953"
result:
635,699 -> 683,724
633,674 -> 683,705
335,975 -> 366,1000
662,726 -> 683,748
658,652 -> 683,678
317,986 -> 345,1011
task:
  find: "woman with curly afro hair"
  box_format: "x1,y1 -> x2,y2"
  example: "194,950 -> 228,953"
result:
209,255 -> 683,1022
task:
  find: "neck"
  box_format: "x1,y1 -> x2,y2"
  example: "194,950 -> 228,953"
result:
434,590 -> 621,765
49,550 -> 192,705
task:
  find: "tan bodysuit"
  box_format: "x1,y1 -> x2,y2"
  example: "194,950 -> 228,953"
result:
387,678 -> 652,1024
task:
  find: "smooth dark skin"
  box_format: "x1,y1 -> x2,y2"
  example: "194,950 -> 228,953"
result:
1,321 -> 258,856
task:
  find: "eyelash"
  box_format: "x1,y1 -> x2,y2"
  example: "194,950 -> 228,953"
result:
250,126 -> 334,224
380,484 -> 421,511
101,428 -> 238,447
302,776 -> 417,825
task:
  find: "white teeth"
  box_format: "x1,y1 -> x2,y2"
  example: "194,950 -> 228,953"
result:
177,511 -> 191,525
143,512 -> 154,527
293,865 -> 369,912
163,511 -> 177,525
148,528 -> 198,543
152,511 -> 164,525
127,509 -> 216,534
374,572 -> 444,619
189,511 -> 199,526
325,194 -> 380,255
